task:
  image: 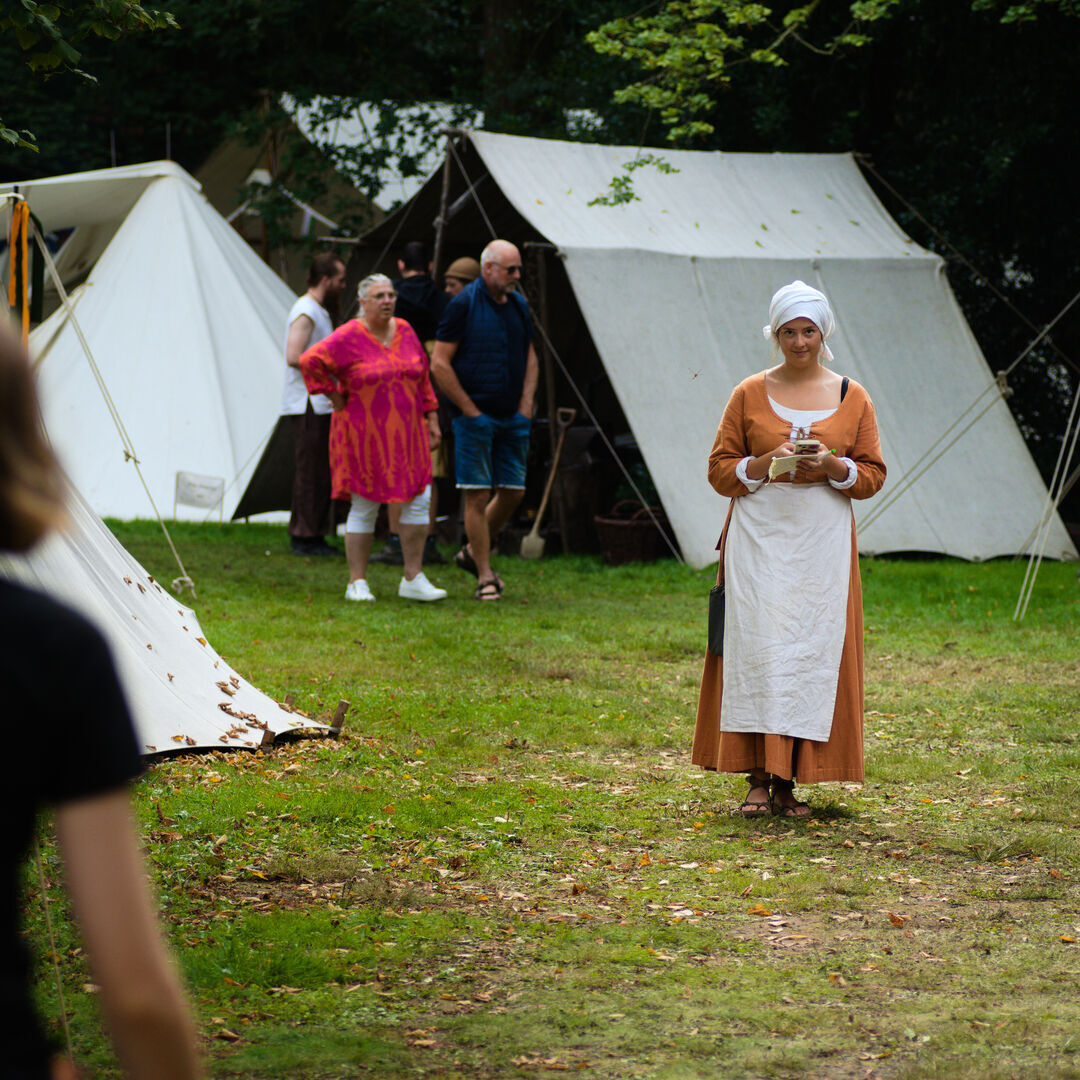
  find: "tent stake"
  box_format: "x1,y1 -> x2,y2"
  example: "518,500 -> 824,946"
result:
330,699 -> 351,736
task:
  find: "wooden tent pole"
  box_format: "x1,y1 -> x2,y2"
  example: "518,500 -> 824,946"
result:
432,131 -> 457,282
525,242 -> 568,550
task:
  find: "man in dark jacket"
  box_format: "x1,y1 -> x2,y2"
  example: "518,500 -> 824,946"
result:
431,240 -> 538,600
392,241 -> 448,345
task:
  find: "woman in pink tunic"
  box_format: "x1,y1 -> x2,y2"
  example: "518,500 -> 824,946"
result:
300,274 -> 447,602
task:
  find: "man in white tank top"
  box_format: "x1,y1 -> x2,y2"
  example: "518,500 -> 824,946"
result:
283,254 -> 346,556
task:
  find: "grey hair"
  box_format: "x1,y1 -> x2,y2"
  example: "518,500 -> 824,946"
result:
357,273 -> 393,302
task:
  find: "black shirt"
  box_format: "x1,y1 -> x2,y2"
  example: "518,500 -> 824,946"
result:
0,579 -> 142,1075
392,274 -> 449,344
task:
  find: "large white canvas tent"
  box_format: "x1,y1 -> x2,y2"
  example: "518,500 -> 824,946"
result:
1,161 -> 295,521
355,132 -> 1076,567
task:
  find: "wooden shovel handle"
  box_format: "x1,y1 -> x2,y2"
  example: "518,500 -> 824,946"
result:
534,408 -> 577,527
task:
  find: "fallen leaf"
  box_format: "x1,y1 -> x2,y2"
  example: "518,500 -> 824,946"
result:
747,904 -> 772,916
887,912 -> 910,927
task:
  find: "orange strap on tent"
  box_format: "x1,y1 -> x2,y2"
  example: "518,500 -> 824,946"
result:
7,200 -> 31,345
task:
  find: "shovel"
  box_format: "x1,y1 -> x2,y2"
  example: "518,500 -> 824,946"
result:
520,406 -> 576,559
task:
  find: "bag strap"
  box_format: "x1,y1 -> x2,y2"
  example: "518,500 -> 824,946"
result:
840,376 -> 850,402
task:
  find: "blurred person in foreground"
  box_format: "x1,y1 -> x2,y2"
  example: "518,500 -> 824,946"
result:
0,323 -> 204,1080
300,274 -> 447,603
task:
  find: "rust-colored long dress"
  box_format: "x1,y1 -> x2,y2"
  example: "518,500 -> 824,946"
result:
691,372 -> 886,784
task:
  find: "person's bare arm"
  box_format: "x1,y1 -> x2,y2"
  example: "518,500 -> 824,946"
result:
518,342 -> 539,417
285,314 -> 315,369
56,790 -> 204,1080
430,340 -> 481,417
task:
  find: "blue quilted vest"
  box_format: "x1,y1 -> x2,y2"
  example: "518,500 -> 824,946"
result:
451,278 -> 532,417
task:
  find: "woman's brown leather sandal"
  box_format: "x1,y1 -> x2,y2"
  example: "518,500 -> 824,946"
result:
739,776 -> 772,817
770,779 -> 811,818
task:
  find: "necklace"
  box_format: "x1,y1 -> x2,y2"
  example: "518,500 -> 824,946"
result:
364,316 -> 395,347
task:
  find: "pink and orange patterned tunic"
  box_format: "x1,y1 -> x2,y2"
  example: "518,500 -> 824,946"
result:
300,318 -> 438,503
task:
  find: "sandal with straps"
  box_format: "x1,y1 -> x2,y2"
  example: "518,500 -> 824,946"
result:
475,578 -> 501,601
739,775 -> 772,818
770,779 -> 812,818
454,546 -> 480,578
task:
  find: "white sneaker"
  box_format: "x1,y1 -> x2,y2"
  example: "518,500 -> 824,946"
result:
398,571 -> 447,602
344,579 -> 375,602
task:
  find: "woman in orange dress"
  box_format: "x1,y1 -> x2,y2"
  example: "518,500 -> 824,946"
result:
301,274 -> 446,602
692,281 -> 886,817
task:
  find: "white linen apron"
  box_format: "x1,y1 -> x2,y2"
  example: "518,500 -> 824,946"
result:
720,403 -> 852,743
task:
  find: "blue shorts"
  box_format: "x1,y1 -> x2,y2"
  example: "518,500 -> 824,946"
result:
452,412 -> 531,490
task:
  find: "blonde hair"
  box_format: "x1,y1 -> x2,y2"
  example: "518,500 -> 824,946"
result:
0,322 -> 67,551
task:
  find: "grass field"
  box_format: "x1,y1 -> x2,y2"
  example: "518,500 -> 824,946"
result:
25,522 -> 1080,1079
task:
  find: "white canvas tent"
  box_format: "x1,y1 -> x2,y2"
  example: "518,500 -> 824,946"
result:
356,132 -> 1076,567
1,161 -> 295,521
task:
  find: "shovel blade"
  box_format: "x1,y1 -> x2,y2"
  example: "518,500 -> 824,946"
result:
519,530 -> 545,559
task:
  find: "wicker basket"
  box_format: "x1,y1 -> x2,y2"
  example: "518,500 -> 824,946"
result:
593,500 -> 664,565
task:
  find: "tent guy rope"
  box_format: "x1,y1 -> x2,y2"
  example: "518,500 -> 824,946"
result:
27,217 -> 197,598
1014,378 -> 1080,620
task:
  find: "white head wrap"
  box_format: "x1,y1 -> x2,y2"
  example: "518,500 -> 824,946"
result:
763,280 -> 836,363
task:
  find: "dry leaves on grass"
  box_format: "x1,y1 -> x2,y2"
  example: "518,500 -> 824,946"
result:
511,1056 -> 590,1071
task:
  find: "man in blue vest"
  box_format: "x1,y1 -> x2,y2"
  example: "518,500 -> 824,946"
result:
432,240 -> 538,601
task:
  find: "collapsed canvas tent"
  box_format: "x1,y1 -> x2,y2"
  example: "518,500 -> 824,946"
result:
0,485 -> 326,753
353,131 -> 1076,567
0,161 -> 295,521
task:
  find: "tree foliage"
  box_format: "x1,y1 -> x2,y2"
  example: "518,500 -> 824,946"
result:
587,0 -> 1075,144
588,1 -> 903,142
0,0 -> 177,149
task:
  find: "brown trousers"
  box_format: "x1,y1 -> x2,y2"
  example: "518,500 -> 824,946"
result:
288,404 -> 332,539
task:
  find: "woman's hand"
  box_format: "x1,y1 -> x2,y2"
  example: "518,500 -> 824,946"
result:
328,390 -> 347,411
799,442 -> 848,480
744,442 -> 795,481
426,412 -> 441,450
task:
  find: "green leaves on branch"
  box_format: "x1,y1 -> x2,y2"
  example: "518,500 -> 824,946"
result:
588,152 -> 680,207
0,0 -> 178,151
587,2 -> 777,142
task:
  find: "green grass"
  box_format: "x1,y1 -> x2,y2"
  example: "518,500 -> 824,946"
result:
24,522 -> 1080,1078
